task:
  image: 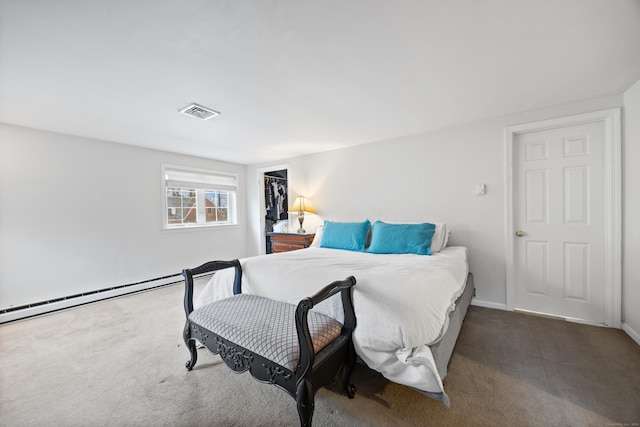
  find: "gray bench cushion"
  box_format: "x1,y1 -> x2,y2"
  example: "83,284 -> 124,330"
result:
189,294 -> 343,371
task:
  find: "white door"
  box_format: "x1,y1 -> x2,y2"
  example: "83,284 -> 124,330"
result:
513,121 -> 607,323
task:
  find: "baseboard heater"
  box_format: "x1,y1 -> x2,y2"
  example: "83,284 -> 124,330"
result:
0,271 -> 214,324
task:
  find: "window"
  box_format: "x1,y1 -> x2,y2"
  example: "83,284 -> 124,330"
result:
162,164 -> 238,229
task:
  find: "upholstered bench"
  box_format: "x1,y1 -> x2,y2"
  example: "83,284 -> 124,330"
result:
182,259 -> 357,427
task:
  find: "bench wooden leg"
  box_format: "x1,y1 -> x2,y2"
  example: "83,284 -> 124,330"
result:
342,343 -> 357,398
296,378 -> 315,427
183,322 -> 198,370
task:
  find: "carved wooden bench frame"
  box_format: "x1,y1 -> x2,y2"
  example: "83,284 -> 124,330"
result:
182,259 -> 357,426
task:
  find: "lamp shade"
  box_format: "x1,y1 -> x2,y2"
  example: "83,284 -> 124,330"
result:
290,195 -> 317,213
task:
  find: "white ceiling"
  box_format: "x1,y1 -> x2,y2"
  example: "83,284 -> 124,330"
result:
1,1 -> 639,165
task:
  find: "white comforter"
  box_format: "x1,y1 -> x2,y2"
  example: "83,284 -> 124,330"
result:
195,246 -> 469,403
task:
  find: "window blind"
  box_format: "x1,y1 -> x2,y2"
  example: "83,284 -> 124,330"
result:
165,169 -> 238,191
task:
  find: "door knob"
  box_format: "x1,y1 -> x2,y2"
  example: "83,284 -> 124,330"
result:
515,230 -> 526,237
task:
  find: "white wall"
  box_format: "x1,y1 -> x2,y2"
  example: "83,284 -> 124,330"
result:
0,124 -> 247,310
623,80 -> 640,344
248,95 -> 625,310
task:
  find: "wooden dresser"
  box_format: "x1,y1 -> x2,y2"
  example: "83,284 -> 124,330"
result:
267,232 -> 315,253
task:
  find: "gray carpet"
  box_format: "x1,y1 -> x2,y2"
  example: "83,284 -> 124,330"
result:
1,282 -> 639,426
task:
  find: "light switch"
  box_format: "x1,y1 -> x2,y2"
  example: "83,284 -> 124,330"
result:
475,184 -> 486,195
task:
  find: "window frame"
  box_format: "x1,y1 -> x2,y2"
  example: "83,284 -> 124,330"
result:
161,163 -> 238,231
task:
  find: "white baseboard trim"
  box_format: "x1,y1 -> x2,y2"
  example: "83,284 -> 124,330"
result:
471,299 -> 507,311
622,322 -> 640,346
0,275 -> 182,324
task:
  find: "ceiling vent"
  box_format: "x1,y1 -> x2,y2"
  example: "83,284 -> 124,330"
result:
179,103 -> 220,120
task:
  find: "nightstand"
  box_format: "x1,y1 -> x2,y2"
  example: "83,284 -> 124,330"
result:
267,232 -> 315,253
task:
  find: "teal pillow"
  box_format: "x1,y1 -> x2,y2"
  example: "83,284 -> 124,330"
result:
320,220 -> 371,251
367,221 -> 436,255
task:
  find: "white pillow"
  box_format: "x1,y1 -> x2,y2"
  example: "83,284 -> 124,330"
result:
442,228 -> 450,249
431,223 -> 447,253
310,225 -> 323,247
380,221 -> 447,253
272,220 -> 289,233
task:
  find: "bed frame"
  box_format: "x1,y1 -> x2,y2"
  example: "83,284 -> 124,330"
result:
430,272 -> 474,380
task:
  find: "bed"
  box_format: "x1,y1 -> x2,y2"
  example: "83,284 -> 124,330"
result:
195,220 -> 473,405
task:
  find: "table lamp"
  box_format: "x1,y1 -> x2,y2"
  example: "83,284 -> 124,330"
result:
290,195 -> 316,233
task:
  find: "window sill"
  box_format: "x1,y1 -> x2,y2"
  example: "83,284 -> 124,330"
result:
162,223 -> 240,233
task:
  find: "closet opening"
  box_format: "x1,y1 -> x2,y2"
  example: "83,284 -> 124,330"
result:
263,169 -> 288,254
